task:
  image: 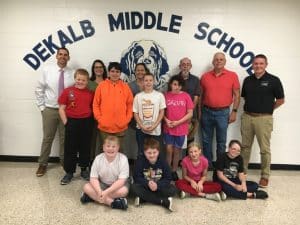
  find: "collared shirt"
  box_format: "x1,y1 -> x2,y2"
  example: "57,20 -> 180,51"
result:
242,72 -> 284,114
35,64 -> 75,110
200,68 -> 240,107
178,72 -> 201,101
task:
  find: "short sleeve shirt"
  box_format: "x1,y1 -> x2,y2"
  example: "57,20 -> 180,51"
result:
216,153 -> 244,179
182,155 -> 208,181
90,153 -> 129,185
58,86 -> 94,118
164,91 -> 194,136
200,68 -> 240,107
133,90 -> 166,135
242,72 -> 284,114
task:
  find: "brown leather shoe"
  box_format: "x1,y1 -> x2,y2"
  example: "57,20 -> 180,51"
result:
36,165 -> 47,177
259,178 -> 269,188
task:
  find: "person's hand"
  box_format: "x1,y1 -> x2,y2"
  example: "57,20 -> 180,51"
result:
191,180 -> 199,191
99,190 -> 106,203
228,111 -> 237,123
169,120 -> 179,128
63,118 -> 68,125
165,118 -> 172,128
241,183 -> 247,192
197,182 -> 204,192
234,184 -> 243,191
148,180 -> 157,191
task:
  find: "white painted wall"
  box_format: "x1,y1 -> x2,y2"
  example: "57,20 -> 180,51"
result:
0,0 -> 299,165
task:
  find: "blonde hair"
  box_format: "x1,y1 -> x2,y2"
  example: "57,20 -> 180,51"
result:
104,135 -> 120,146
187,142 -> 202,153
74,68 -> 89,79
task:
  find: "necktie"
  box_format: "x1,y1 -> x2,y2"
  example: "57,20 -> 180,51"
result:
58,69 -> 64,96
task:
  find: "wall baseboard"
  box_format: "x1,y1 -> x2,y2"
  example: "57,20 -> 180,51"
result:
0,155 -> 299,170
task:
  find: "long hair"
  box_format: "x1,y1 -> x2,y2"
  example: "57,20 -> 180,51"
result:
90,59 -> 107,81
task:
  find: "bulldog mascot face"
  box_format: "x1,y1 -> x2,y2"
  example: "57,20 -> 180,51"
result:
120,40 -> 169,90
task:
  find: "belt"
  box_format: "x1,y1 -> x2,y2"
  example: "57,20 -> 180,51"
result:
245,112 -> 272,117
46,107 -> 59,110
204,105 -> 229,111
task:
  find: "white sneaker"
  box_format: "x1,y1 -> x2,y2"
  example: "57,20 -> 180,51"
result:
180,191 -> 186,199
206,193 -> 221,202
168,197 -> 174,212
134,197 -> 140,207
220,191 -> 227,201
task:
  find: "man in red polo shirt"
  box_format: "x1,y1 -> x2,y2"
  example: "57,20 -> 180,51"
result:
199,52 -> 240,168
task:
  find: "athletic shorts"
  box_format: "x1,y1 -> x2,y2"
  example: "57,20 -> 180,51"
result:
164,133 -> 187,149
99,178 -> 130,190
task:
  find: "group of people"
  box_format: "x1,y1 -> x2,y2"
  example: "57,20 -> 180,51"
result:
34,47 -> 285,211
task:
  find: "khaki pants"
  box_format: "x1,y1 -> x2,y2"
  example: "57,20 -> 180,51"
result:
240,113 -> 273,179
38,107 -> 65,165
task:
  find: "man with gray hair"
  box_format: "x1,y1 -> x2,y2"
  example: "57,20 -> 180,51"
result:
178,57 -> 201,145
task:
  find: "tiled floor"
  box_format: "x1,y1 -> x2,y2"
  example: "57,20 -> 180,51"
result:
0,162 -> 299,225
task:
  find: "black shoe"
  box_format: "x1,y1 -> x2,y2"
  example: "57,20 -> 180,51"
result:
80,169 -> 90,181
254,190 -> 268,199
162,197 -> 174,212
171,171 -> 179,181
60,173 -> 73,185
111,198 -> 128,210
80,192 -> 94,204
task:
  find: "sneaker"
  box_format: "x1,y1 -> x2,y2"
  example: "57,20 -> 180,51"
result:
60,173 -> 73,185
36,165 -> 47,177
180,191 -> 186,199
111,198 -> 128,210
80,192 -> 94,204
259,178 -> 269,188
171,171 -> 179,181
134,197 -> 140,207
80,169 -> 90,181
254,190 -> 268,199
220,191 -> 227,201
205,193 -> 221,202
162,197 -> 174,212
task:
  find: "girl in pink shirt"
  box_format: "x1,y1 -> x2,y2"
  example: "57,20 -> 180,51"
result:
175,143 -> 225,201
164,75 -> 194,181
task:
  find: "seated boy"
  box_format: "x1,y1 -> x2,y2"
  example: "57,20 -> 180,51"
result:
80,136 -> 130,210
131,138 -> 177,212
215,139 -> 268,200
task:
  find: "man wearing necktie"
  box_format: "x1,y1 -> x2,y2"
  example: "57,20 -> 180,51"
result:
35,47 -> 75,177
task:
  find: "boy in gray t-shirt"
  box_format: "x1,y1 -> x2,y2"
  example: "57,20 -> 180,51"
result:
80,136 -> 129,210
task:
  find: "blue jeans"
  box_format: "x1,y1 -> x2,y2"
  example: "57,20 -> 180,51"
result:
219,178 -> 258,199
201,107 -> 230,166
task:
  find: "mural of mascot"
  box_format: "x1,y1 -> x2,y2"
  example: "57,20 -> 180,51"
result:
120,40 -> 170,90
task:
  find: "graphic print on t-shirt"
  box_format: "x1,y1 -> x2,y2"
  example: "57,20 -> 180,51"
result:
143,167 -> 162,182
224,161 -> 239,179
142,98 -> 154,126
67,90 -> 76,108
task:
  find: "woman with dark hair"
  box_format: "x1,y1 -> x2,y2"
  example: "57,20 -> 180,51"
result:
88,59 -> 107,164
88,59 -> 107,91
124,63 -> 149,162
128,63 -> 149,95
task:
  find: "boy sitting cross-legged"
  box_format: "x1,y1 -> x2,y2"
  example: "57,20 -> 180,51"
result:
131,138 -> 177,212
80,136 -> 130,210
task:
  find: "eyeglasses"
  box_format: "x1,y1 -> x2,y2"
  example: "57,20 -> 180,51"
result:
94,66 -> 103,69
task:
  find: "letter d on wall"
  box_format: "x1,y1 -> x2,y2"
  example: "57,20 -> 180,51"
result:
23,53 -> 40,70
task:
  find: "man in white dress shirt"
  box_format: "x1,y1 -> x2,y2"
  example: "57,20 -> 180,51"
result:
35,47 -> 75,177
